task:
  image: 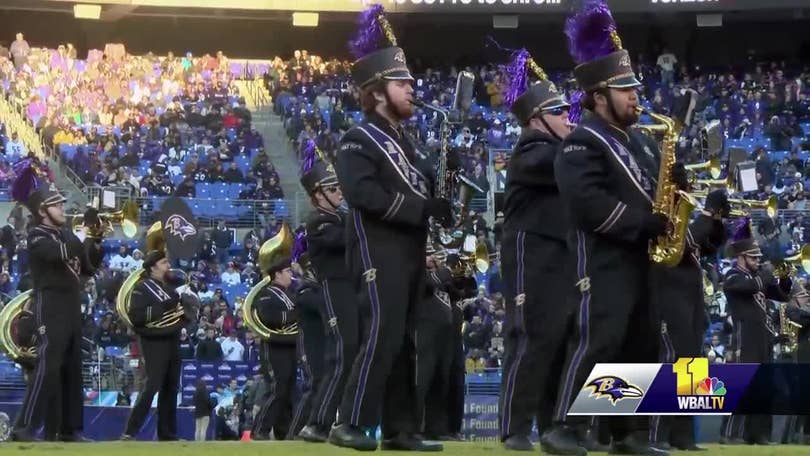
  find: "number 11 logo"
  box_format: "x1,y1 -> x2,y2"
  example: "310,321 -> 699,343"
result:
672,357 -> 709,396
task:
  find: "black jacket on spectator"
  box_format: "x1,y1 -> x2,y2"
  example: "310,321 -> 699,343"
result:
196,337 -> 224,361
194,389 -> 215,419
212,227 -> 232,251
179,336 -> 195,359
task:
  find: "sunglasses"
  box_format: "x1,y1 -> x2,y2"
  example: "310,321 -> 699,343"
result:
543,107 -> 569,117
323,186 -> 340,194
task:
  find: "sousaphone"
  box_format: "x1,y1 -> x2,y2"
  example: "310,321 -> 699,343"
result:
116,197 -> 201,329
243,223 -> 296,339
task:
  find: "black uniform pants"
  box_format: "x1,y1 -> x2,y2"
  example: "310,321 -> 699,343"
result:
727,316 -> 772,443
649,263 -> 706,447
500,231 -> 572,439
254,341 -> 297,439
415,317 -> 453,436
287,290 -> 326,438
15,290 -> 83,438
338,218 -> 425,437
124,335 -> 181,440
447,323 -> 465,435
553,236 -> 658,442
309,278 -> 360,428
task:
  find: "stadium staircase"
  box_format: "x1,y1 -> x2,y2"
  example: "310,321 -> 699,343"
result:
237,79 -> 309,221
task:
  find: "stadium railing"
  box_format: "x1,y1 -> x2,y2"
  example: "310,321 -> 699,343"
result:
85,185 -> 310,229
0,90 -> 44,158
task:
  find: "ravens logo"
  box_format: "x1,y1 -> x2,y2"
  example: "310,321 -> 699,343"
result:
166,214 -> 197,240
584,375 -> 644,405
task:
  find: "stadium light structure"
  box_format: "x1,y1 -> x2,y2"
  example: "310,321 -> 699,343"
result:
74,3 -> 102,20
292,12 -> 319,27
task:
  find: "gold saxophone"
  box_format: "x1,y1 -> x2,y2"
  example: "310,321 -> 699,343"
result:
635,107 -> 698,267
779,301 -> 802,355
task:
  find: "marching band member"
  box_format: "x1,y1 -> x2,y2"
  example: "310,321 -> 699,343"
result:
497,49 -> 573,451
415,244 -> 457,440
12,172 -> 103,442
329,5 -> 449,452
297,143 -> 360,442
723,220 -> 790,445
251,245 -> 299,441
121,250 -> 192,441
542,2 -> 670,454
648,190 -> 729,451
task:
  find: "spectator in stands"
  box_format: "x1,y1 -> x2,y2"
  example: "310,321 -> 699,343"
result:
110,245 -> 137,274
221,330 -> 245,362
212,220 -> 232,264
194,379 -> 214,441
178,328 -> 195,359
9,32 -> 29,68
197,327 -> 224,361
657,48 -> 678,85
6,132 -> 26,157
221,262 -> 241,285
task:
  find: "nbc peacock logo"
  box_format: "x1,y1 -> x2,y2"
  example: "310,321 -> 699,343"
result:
695,377 -> 727,396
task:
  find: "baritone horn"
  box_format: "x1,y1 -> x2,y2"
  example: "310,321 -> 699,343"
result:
116,221 -> 165,329
0,290 -> 36,360
728,196 -> 778,218
774,244 -> 810,279
685,157 -> 721,180
72,200 -> 140,239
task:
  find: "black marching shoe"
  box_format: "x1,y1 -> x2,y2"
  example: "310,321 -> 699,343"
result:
60,433 -> 94,442
610,434 -> 669,456
540,426 -> 587,456
651,442 -> 672,451
251,432 -> 270,441
674,443 -> 707,451
328,423 -> 378,451
581,429 -> 610,452
298,425 -> 328,443
503,434 -> 534,451
380,432 -> 443,451
11,429 -> 40,442
119,434 -> 134,441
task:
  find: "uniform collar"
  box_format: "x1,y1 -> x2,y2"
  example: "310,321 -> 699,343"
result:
583,110 -> 631,144
36,223 -> 60,234
368,112 -> 404,139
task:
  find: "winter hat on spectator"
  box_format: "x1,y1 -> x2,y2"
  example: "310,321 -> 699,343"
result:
348,4 -> 413,89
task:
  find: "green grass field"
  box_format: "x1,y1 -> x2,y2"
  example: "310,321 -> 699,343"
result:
6,442 -> 810,455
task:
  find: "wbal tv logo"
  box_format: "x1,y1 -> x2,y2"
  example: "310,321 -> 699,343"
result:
673,358 -> 726,411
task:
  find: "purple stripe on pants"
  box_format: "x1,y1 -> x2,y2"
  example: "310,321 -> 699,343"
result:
316,278 -> 344,424
349,211 -> 382,426
22,291 -> 47,427
555,230 -> 591,421
500,231 -> 527,436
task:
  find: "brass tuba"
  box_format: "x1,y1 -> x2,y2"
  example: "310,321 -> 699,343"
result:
243,223 -> 297,339
71,200 -> 140,239
0,290 -> 35,360
636,107 -> 698,267
116,221 -> 165,329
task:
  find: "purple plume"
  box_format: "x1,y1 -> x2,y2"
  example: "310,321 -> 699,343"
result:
565,0 -> 619,65
301,139 -> 317,175
731,216 -> 752,242
568,90 -> 585,124
11,158 -> 40,203
502,48 -> 530,109
291,230 -> 308,264
349,4 -> 388,59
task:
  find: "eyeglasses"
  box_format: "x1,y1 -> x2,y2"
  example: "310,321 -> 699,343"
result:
543,107 -> 569,117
